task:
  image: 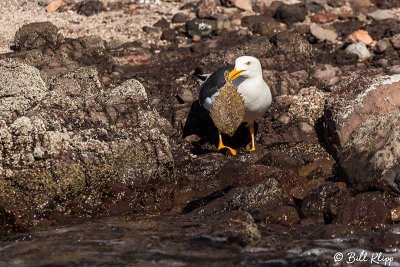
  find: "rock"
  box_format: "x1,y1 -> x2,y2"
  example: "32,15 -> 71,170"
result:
349,0 -> 373,12
345,42 -> 371,60
367,9 -> 395,21
264,206 -> 300,225
313,64 -> 340,85
310,23 -> 338,43
274,4 -> 307,25
301,182 -> 348,223
388,65 -> 400,75
306,1 -> 325,12
77,0 -> 105,16
327,0 -> 346,7
310,12 -> 338,24
13,22 -> 62,51
45,0 -> 67,12
153,18 -> 170,29
177,90 -> 195,104
197,0 -> 216,18
142,26 -> 159,34
186,19 -> 217,38
228,0 -> 253,11
337,192 -> 390,226
390,207 -> 400,222
161,29 -> 176,41
242,15 -> 286,36
375,39 -> 389,53
0,64 -> 174,224
172,13 -> 189,23
0,60 -> 47,121
208,210 -> 261,246
298,121 -> 314,135
347,30 -> 374,46
390,34 -> 400,49
324,74 -> 400,192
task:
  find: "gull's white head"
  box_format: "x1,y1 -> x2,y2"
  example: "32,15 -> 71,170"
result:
229,56 -> 262,81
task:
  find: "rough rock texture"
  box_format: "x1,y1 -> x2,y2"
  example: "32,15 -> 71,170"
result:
324,75 -> 400,192
0,60 -> 174,225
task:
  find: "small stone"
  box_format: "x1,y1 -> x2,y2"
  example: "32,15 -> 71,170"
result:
367,9 -> 395,21
306,1 -> 325,13
186,19 -> 217,38
77,0 -> 104,16
375,39 -> 388,53
375,58 -> 388,67
310,23 -> 338,43
197,0 -> 216,18
313,64 -> 339,83
390,34 -> 400,49
274,4 -> 307,25
177,90 -> 195,103
265,206 -> 300,225
172,13 -> 189,23
277,114 -> 291,124
349,0 -> 373,12
192,35 -> 201,42
388,65 -> 400,75
347,30 -> 374,46
311,12 -> 338,24
45,0 -> 67,12
184,134 -> 201,143
327,0 -> 346,7
142,26 -> 158,33
391,207 -> 400,222
229,0 -> 253,11
161,29 -> 176,41
153,18 -> 170,29
345,42 -> 371,60
298,121 -> 314,135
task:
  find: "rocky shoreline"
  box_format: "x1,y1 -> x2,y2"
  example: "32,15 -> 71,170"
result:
0,0 -> 400,266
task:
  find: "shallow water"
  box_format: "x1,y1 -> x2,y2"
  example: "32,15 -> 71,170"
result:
1,215 -> 399,267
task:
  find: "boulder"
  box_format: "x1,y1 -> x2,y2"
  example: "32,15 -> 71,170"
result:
0,60 -> 174,225
324,75 -> 400,193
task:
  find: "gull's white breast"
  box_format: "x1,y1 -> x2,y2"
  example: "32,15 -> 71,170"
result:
234,77 -> 272,123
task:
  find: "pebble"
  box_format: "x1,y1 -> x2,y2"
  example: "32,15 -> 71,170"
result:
310,23 -> 337,43
310,12 -> 338,24
186,19 -> 217,37
153,18 -> 170,29
197,0 -> 216,18
177,90 -> 195,103
229,0 -> 253,11
374,39 -> 388,53
172,13 -> 189,23
391,207 -> 400,222
313,64 -> 338,83
45,0 -> 67,12
375,58 -> 388,67
347,30 -> 374,46
367,9 -> 395,21
161,29 -> 176,41
345,42 -> 371,60
77,0 -> 104,16
388,65 -> 400,74
390,34 -> 400,49
298,121 -> 315,135
274,4 -> 307,25
327,0 -> 346,7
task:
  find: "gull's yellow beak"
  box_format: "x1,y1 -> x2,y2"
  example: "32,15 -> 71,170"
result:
228,68 -> 244,81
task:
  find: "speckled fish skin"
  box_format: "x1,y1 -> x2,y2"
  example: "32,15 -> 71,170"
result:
210,71 -> 245,136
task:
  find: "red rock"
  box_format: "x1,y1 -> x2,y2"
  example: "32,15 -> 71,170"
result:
311,12 -> 338,24
347,29 -> 374,45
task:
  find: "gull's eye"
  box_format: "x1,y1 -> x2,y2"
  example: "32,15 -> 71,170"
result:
245,61 -> 251,66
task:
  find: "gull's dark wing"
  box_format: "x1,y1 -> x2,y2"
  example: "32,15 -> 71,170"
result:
199,64 -> 234,109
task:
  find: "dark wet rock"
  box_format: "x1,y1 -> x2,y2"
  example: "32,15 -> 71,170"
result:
197,0 -> 216,18
0,61 -> 174,226
264,206 -> 300,225
207,210 -> 261,246
186,18 -> 217,38
161,29 -> 176,41
172,13 -> 189,23
77,0 -> 105,16
324,75 -> 400,193
337,192 -> 390,226
153,18 -> 170,29
301,182 -> 349,223
13,22 -> 62,51
274,4 -> 307,25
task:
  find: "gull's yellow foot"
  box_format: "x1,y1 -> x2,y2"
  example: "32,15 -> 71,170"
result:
217,132 -> 237,156
248,123 -> 256,152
